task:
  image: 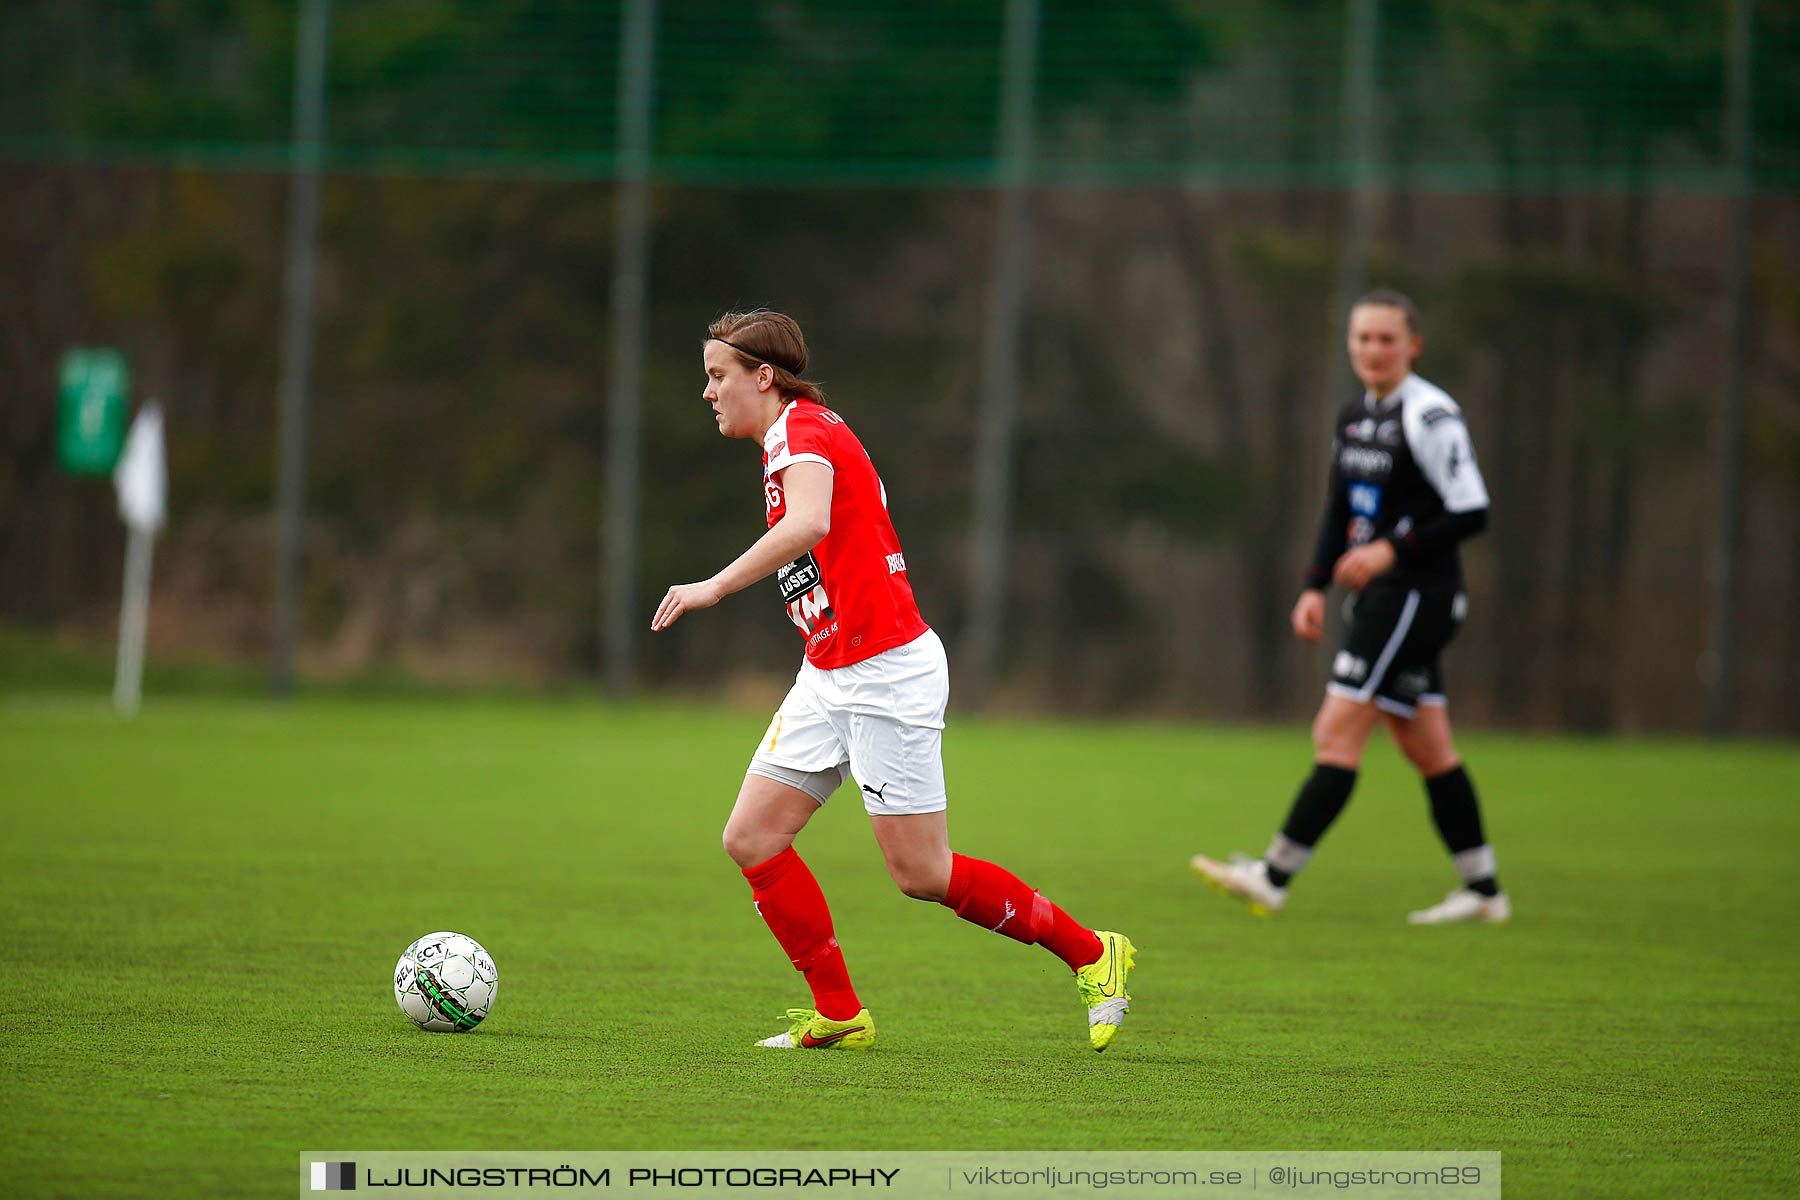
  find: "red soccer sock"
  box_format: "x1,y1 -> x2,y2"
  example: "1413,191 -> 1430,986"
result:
741,847 -> 862,1021
941,853 -> 1104,972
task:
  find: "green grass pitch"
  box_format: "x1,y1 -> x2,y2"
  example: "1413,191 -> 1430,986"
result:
3,696 -> 1796,1197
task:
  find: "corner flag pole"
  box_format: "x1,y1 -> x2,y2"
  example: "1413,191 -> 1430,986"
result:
114,403 -> 167,716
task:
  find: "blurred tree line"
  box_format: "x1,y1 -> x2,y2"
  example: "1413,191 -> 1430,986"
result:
1,0 -> 1796,733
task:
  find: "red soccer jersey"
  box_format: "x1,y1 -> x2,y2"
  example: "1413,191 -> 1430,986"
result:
761,400 -> 928,668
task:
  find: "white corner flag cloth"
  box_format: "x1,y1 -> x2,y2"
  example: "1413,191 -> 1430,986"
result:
114,402 -> 167,533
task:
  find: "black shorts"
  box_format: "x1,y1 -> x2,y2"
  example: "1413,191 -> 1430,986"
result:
1327,578 -> 1467,716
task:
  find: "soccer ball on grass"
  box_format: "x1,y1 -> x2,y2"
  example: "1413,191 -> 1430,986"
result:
394,931 -> 497,1032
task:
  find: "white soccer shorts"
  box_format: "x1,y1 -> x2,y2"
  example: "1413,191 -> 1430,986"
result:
747,628 -> 949,815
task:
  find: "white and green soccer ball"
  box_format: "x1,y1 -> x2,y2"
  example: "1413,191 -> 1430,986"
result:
394,931 -> 497,1032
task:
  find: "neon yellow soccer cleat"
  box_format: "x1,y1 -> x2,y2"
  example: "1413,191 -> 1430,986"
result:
1075,930 -> 1136,1052
754,1007 -> 876,1050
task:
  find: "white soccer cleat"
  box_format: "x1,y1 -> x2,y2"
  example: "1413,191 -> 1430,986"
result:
1407,888 -> 1511,925
1190,852 -> 1287,917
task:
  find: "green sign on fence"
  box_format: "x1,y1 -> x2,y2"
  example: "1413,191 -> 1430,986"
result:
57,348 -> 130,476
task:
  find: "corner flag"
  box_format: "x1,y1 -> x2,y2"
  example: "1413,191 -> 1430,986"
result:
114,403 -> 167,533
113,403 -> 167,714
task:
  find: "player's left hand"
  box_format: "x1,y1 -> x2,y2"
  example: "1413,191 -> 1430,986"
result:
652,580 -> 724,631
1332,541 -> 1396,591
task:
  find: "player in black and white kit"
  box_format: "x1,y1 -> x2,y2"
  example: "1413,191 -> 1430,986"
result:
1193,290 -> 1510,924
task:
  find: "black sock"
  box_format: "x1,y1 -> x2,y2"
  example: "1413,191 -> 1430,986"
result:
1426,765 -> 1500,894
1265,764 -> 1358,886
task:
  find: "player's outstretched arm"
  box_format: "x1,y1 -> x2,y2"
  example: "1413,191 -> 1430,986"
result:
651,462 -> 833,632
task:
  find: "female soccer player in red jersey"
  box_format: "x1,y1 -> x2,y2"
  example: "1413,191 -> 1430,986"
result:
652,309 -> 1134,1052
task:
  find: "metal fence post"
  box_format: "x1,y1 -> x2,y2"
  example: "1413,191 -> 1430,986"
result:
270,0 -> 331,697
603,0 -> 659,698
1705,0 -> 1755,735
964,0 -> 1040,704
1326,0 -> 1382,396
